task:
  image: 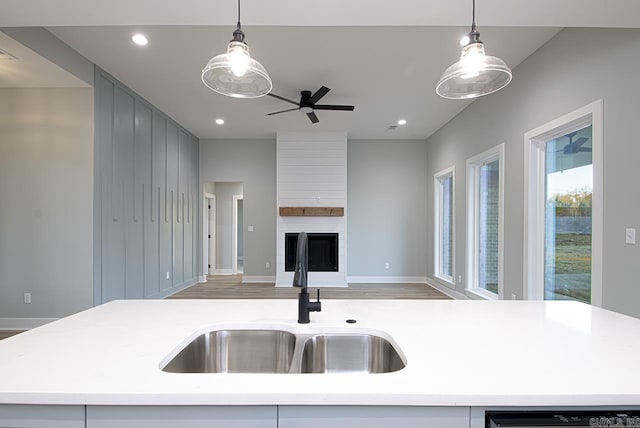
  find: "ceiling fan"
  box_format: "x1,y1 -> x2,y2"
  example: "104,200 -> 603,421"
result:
266,86 -> 355,124
557,131 -> 591,155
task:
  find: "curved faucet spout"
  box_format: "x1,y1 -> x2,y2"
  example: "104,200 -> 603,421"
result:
293,232 -> 308,289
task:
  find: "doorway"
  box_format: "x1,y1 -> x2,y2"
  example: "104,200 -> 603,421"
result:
203,194 -> 216,276
203,181 -> 243,277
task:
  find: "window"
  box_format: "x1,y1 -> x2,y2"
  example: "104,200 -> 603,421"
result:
524,100 -> 603,306
467,144 -> 504,299
434,166 -> 455,284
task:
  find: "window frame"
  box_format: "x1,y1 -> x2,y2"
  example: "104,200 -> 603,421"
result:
434,166 -> 456,286
523,100 -> 603,306
466,143 -> 505,300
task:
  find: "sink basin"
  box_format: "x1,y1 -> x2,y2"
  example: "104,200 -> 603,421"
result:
300,334 -> 405,373
162,329 -> 405,374
162,330 -> 296,373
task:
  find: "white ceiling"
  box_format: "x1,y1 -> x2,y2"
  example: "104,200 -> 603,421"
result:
6,0 -> 635,140
0,32 -> 88,88
2,0 -> 640,28
48,25 -> 559,139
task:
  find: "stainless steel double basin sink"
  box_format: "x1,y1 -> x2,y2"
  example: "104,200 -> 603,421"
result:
162,329 -> 405,374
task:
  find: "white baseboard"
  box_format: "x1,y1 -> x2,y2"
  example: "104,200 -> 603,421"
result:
425,278 -> 469,300
347,276 -> 427,284
242,276 -> 276,283
0,317 -> 58,330
213,269 -> 234,275
198,275 -> 207,283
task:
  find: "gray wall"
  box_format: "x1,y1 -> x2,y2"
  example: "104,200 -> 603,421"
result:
199,140 -> 276,278
199,138 -> 428,279
94,68 -> 199,303
348,140 -> 428,277
0,88 -> 94,320
0,27 -> 94,86
212,182 -> 243,271
425,28 -> 640,318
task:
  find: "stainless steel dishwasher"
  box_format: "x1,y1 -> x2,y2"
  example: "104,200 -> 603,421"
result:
487,412 -> 640,428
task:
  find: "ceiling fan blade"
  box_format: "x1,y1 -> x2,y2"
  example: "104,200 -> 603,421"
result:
312,104 -> 355,111
267,93 -> 300,106
307,111 -> 320,124
577,147 -> 593,152
573,137 -> 589,147
308,86 -> 331,105
267,107 -> 300,116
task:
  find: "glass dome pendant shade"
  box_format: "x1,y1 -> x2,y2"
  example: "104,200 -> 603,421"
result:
201,23 -> 272,98
436,7 -> 512,99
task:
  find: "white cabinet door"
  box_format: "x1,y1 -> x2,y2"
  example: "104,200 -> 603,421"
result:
0,405 -> 85,428
279,406 -> 469,428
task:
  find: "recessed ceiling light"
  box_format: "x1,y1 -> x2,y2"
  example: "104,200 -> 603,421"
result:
215,118 -> 225,125
132,33 -> 149,46
397,119 -> 407,126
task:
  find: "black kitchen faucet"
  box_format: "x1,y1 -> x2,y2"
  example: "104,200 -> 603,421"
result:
292,232 -> 321,323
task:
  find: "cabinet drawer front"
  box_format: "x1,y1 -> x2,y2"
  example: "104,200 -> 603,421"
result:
86,405 -> 277,428
279,406 -> 469,428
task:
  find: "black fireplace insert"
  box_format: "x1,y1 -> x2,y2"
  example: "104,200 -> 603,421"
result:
285,233 -> 338,272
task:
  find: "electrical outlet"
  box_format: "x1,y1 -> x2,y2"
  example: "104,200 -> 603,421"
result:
247,225 -> 254,232
626,228 -> 636,244
265,262 -> 270,269
458,275 -> 462,284
166,271 -> 170,280
24,293 -> 31,304
511,294 -> 517,300
384,262 -> 390,269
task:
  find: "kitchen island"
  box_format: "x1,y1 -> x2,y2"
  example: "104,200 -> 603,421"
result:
0,299 -> 639,426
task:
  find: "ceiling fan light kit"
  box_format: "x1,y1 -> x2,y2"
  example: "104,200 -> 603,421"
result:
436,0 -> 512,99
201,0 -> 272,98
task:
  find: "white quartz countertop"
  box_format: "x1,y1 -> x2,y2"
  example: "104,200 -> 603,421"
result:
1,299 -> 640,406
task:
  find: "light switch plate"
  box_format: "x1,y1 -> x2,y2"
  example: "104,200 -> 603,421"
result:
626,228 -> 636,244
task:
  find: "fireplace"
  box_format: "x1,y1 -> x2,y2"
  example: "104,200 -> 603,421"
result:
285,233 -> 338,272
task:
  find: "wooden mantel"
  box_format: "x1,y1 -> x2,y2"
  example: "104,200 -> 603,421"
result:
279,207 -> 344,217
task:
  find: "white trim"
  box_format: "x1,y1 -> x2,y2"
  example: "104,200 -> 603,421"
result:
347,276 -> 427,284
0,318 -> 57,330
433,165 -> 456,285
242,275 -> 276,283
466,143 -> 505,300
465,288 -> 498,300
432,275 -> 456,289
232,194 -> 243,275
523,99 -> 603,306
425,278 -> 469,300
198,275 -> 207,283
213,269 -> 234,275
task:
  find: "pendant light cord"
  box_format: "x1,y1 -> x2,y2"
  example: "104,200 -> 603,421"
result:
471,0 -> 476,31
237,0 -> 241,27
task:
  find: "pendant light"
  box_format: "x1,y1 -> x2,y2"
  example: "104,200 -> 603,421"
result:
201,0 -> 272,98
436,0 -> 512,99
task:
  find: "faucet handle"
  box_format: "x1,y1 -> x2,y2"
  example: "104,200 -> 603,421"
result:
316,288 -> 321,302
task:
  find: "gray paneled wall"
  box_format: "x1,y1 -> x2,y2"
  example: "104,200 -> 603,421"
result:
94,68 -> 199,304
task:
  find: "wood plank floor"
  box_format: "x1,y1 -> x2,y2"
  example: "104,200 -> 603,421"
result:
170,275 -> 450,300
0,278 -> 447,340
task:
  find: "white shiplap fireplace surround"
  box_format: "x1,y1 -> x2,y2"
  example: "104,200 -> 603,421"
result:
276,132 -> 347,287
